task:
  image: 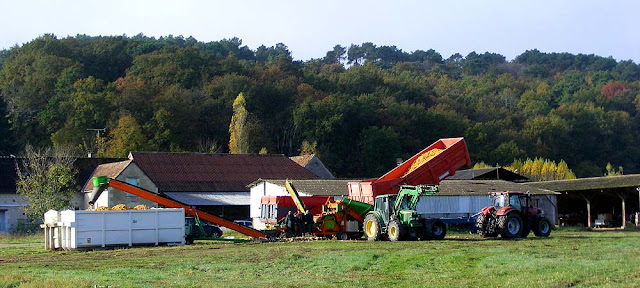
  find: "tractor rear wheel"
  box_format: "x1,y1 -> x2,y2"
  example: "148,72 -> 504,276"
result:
498,213 -> 523,238
388,219 -> 405,241
364,213 -> 381,241
430,221 -> 447,240
533,217 -> 552,237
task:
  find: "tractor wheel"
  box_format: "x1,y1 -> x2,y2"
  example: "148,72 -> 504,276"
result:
533,217 -> 552,237
476,214 -> 498,237
498,213 -> 523,239
364,213 -> 382,241
388,219 -> 405,241
336,231 -> 349,241
430,221 -> 447,240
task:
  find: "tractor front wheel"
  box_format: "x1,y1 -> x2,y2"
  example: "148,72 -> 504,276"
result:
533,217 -> 552,237
476,213 -> 498,237
336,231 -> 349,241
388,219 -> 405,241
364,213 -> 381,241
498,213 -> 523,238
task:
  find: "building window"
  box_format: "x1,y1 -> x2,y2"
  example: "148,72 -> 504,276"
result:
125,178 -> 139,198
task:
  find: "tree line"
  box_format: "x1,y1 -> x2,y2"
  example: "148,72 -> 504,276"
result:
1,34 -> 639,178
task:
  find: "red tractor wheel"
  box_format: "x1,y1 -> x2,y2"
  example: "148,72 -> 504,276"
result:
476,213 -> 498,237
498,213 -> 523,238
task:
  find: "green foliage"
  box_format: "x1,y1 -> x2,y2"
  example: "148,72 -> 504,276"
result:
15,146 -> 77,220
605,162 -> 623,176
1,35 -> 640,177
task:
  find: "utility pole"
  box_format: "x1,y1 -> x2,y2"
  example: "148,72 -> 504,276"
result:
87,128 -> 105,157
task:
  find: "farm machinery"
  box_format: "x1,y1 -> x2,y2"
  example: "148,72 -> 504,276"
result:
476,191 -> 552,238
363,185 -> 447,241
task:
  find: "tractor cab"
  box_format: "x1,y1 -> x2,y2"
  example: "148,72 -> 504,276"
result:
491,191 -> 527,211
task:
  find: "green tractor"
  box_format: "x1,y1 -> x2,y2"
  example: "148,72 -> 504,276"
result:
363,185 -> 447,241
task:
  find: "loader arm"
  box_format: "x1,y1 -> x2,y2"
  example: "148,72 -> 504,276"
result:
90,177 -> 268,240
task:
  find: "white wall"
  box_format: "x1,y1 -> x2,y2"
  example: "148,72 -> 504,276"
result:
0,194 -> 29,232
249,182 -> 288,218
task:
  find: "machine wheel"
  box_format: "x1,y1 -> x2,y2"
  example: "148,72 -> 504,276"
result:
430,221 -> 447,240
336,231 -> 349,241
388,219 -> 405,241
185,235 -> 194,245
533,217 -> 552,237
364,213 -> 381,241
476,213 -> 498,237
498,213 -> 523,239
520,222 -> 531,238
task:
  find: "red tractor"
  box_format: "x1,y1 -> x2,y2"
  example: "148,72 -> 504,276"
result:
476,191 -> 552,238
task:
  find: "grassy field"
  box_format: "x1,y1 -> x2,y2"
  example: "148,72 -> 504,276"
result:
1,229 -> 639,288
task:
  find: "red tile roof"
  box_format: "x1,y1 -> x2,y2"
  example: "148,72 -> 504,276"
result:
130,152 -> 317,192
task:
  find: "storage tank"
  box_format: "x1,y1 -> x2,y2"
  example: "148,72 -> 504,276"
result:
58,208 -> 185,250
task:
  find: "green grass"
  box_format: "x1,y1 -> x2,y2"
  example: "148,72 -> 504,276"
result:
1,230 -> 640,287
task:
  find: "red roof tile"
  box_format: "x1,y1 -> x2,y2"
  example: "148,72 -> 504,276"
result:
130,152 -> 317,192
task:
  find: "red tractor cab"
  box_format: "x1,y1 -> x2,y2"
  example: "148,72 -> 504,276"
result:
476,191 -> 552,238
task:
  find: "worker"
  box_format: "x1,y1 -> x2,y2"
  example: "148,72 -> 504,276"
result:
284,211 -> 294,237
305,210 -> 314,236
295,211 -> 304,236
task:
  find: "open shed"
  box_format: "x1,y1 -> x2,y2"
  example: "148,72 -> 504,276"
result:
528,175 -> 640,228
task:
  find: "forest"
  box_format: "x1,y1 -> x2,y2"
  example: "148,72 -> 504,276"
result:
1,34 -> 639,178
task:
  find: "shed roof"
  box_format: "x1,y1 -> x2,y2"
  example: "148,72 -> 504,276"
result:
289,154 -> 315,167
527,174 -> 640,192
447,168 -> 528,181
164,192 -> 250,206
250,179 -> 558,197
438,180 -> 559,196
83,160 -> 132,191
129,152 -> 317,192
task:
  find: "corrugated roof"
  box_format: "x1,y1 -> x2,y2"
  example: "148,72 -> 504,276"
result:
527,174 -> 640,192
438,180 -> 559,196
164,192 -> 250,206
251,179 -> 557,197
130,152 -> 317,192
83,160 -> 132,191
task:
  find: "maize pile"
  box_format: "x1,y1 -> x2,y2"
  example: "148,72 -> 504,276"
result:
403,148 -> 444,176
95,206 -> 110,211
133,204 -> 149,210
110,204 -> 129,210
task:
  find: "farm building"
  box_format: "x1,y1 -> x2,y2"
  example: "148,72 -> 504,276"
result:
289,154 -> 335,179
248,177 -> 559,227
83,152 -> 317,220
0,157 -> 124,233
529,175 -> 640,228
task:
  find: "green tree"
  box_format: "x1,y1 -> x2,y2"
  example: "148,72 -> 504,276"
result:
15,146 -> 77,221
229,93 -> 249,154
104,115 -> 147,157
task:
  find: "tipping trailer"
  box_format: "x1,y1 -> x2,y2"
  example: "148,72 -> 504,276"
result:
349,137 -> 471,205
89,176 -> 269,240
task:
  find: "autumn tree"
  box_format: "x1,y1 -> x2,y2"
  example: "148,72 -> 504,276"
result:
104,115 -> 148,157
229,93 -> 249,154
16,146 -> 77,221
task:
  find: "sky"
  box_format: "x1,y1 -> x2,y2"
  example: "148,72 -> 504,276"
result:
2,0 -> 639,62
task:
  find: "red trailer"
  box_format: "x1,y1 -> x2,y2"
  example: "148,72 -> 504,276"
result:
349,137 -> 471,204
